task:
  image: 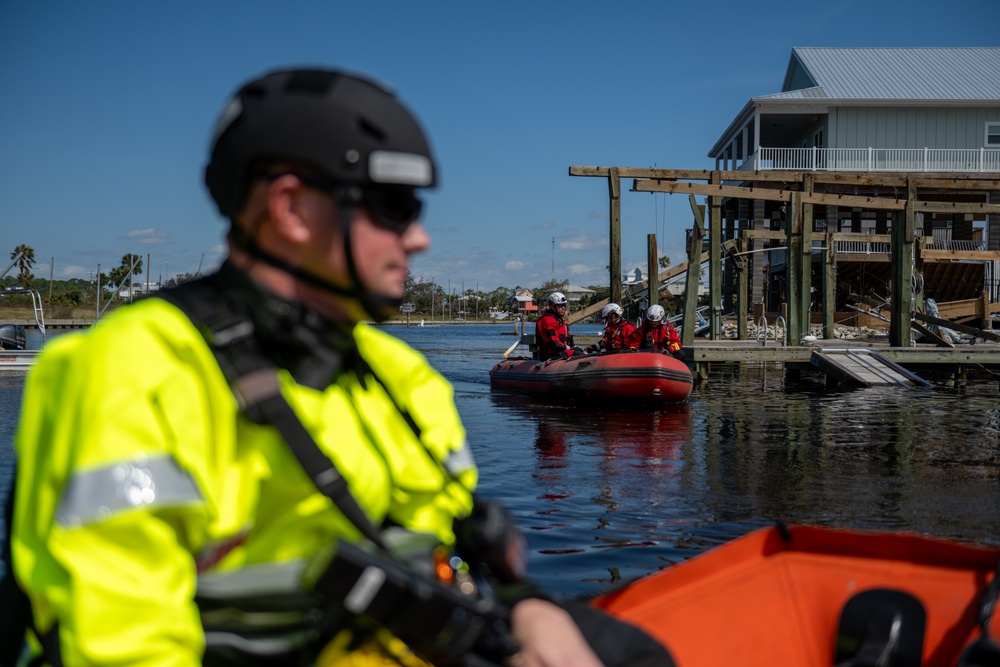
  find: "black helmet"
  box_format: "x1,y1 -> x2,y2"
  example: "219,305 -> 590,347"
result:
205,67 -> 437,219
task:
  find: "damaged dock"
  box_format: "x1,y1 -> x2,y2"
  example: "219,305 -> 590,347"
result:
685,338 -> 1000,386
809,348 -> 932,388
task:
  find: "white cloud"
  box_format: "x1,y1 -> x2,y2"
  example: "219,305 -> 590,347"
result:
125,228 -> 168,245
560,235 -> 608,251
567,263 -> 597,275
58,264 -> 92,279
505,260 -> 528,271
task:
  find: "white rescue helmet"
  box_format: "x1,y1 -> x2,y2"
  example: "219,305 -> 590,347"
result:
646,304 -> 666,322
548,292 -> 568,306
601,303 -> 623,319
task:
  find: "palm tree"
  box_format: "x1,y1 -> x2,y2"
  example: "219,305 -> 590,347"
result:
11,244 -> 35,288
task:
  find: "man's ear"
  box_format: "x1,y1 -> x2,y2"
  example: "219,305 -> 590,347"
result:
265,174 -> 312,244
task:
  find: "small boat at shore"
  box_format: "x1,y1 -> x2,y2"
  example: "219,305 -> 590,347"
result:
489,350 -> 693,402
593,524 -> 1000,667
0,323 -> 26,350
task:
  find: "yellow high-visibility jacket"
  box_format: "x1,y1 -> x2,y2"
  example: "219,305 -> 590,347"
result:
11,294 -> 477,666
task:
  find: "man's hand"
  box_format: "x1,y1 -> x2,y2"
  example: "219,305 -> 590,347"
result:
510,598 -> 604,667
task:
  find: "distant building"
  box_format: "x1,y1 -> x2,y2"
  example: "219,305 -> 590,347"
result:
706,47 -> 1000,308
564,284 -> 597,303
507,289 -> 538,318
622,267 -> 646,285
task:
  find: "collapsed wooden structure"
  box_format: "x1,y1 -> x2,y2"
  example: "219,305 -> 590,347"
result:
568,166 -> 1000,348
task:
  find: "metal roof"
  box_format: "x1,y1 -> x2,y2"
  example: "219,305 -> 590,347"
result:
708,47 -> 1000,157
784,47 -> 1000,101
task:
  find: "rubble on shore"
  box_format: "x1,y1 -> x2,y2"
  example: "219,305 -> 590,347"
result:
723,322 -> 890,341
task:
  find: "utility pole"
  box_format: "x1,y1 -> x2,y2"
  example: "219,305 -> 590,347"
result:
552,237 -> 555,278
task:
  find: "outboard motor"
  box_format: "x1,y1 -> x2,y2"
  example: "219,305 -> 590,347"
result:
0,324 -> 26,350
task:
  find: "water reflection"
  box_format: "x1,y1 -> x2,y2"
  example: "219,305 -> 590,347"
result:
481,368 -> 1000,597
484,393 -> 704,591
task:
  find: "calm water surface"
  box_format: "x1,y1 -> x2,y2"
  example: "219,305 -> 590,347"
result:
2,324 -> 999,598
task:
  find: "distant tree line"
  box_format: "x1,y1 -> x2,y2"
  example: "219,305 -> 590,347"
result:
3,244 -> 198,311
401,272 -> 613,320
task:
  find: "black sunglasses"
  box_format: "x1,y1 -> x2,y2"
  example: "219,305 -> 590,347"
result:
357,187 -> 424,234
259,171 -> 424,234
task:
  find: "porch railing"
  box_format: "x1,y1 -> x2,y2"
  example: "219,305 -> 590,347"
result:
832,238 -> 983,254
744,147 -> 1000,172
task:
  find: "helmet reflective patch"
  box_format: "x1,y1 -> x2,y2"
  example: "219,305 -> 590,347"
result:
369,151 -> 433,186
210,97 -> 243,148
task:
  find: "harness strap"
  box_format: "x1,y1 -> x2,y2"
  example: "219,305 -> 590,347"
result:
159,278 -> 388,551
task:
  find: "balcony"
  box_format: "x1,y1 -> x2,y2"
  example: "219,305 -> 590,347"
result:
742,147 -> 1000,172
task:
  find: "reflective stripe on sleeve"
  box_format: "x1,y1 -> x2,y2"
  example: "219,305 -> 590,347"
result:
56,454 -> 203,528
442,440 -> 475,476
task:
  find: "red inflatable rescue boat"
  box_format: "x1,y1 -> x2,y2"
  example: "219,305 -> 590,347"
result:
489,350 -> 693,402
593,524 -> 1000,667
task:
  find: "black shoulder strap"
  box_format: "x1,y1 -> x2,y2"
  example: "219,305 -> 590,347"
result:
158,282 -> 388,551
0,478 -> 32,667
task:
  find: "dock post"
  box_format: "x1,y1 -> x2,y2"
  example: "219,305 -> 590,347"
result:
647,234 -> 659,309
736,238 -> 748,340
890,180 -> 916,347
800,176 -> 815,337
785,192 -> 805,344
608,167 -> 622,307
822,232 -> 836,339
682,196 -> 705,348
709,172 -> 723,340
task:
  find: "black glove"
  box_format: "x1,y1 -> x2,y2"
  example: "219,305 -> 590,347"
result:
671,349 -> 685,361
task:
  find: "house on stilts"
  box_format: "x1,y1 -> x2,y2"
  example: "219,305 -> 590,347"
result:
572,47 -> 1000,348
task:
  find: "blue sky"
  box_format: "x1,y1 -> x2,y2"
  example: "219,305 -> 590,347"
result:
1,1 -> 995,293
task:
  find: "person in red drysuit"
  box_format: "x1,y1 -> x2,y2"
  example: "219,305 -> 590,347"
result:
638,304 -> 684,359
535,291 -> 574,360
586,302 -> 639,353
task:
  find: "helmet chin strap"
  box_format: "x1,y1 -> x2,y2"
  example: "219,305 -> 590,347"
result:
338,200 -> 403,322
229,206 -> 402,323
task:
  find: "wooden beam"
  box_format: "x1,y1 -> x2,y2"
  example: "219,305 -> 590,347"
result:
920,250 -> 1000,261
741,229 -> 786,241
914,201 -> 1000,215
910,320 -> 955,347
633,179 -> 908,211
913,312 -> 1000,342
571,166 -> 1000,192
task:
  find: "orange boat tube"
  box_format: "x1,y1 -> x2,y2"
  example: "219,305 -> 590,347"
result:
594,525 -> 1000,667
489,350 -> 693,402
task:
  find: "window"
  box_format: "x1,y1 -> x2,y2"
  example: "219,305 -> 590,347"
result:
987,122 -> 1000,147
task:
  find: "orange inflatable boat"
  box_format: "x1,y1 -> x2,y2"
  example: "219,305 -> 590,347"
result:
594,525 -> 1000,667
489,350 -> 693,402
